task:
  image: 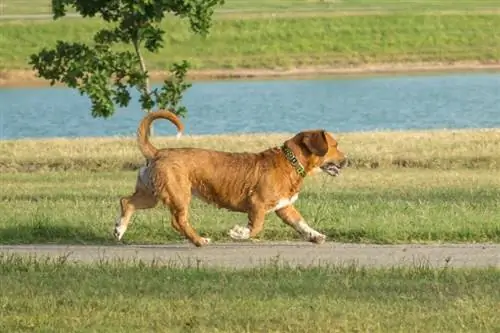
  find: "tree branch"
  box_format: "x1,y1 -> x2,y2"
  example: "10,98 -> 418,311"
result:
132,36 -> 151,112
32,0 -> 225,121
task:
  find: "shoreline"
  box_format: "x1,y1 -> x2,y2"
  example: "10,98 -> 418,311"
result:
3,127 -> 500,142
1,61 -> 500,87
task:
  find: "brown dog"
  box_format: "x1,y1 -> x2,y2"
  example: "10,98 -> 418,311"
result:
114,109 -> 347,247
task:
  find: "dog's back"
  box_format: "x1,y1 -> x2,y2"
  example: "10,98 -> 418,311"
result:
150,147 -> 283,212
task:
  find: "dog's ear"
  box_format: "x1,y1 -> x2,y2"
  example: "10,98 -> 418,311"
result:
302,130 -> 328,157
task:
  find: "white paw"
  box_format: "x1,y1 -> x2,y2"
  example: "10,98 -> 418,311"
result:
228,225 -> 251,240
113,224 -> 127,240
199,237 -> 211,245
113,216 -> 127,240
310,233 -> 326,244
296,221 -> 326,244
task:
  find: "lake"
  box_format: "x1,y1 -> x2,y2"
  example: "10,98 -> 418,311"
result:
1,72 -> 499,140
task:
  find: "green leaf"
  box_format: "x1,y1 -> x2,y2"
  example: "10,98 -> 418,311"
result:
153,60 -> 192,116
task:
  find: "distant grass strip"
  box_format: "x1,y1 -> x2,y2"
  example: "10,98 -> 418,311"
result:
1,256 -> 500,333
2,169 -> 500,244
0,14 -> 499,71
2,129 -> 500,172
2,0 -> 499,16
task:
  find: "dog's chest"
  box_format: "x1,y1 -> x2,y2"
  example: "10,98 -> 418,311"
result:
268,193 -> 299,212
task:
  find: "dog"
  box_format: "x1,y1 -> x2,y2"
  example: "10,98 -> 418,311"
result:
114,109 -> 348,247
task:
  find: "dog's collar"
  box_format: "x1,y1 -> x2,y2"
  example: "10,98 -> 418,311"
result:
281,145 -> 306,178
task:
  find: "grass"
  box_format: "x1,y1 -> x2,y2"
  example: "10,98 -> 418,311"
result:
1,256 -> 500,332
1,0 -> 499,16
2,169 -> 500,245
1,13 -> 500,71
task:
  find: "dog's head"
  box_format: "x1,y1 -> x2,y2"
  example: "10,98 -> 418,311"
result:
287,130 -> 347,177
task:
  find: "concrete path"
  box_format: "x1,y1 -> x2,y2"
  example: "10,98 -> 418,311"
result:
1,242 -> 499,268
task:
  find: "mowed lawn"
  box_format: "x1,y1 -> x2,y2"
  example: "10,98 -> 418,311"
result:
1,256 -> 499,332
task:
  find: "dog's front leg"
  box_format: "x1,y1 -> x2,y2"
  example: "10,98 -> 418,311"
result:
275,205 -> 326,244
228,208 -> 266,241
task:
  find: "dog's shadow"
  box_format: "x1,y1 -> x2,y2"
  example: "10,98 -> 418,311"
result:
0,224 -> 113,245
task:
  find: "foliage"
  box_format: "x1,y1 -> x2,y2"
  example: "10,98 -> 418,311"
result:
29,0 -> 224,118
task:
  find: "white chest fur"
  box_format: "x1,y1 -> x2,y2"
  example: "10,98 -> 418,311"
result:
269,193 -> 299,212
138,166 -> 152,189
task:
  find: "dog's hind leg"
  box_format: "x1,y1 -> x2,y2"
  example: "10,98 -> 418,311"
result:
160,197 -> 185,237
164,186 -> 210,247
114,187 -> 158,241
169,205 -> 210,247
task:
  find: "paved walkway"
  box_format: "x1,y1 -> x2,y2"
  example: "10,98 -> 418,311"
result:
1,242 -> 499,268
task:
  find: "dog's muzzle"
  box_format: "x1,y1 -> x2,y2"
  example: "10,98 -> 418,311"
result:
320,159 -> 348,177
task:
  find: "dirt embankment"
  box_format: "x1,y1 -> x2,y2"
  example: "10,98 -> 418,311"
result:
2,61 -> 500,87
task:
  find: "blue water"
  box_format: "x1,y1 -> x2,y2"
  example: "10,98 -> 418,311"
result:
1,72 -> 499,140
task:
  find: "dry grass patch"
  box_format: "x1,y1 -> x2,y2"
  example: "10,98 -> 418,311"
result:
2,129 -> 500,172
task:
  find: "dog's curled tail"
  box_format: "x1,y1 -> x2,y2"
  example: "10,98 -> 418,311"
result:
137,109 -> 185,160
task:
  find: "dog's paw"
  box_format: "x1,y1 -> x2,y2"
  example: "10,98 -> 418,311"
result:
229,225 -> 250,240
194,237 -> 211,247
310,233 -> 326,244
113,224 -> 127,241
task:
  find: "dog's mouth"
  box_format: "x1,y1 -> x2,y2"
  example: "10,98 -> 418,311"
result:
320,162 -> 341,176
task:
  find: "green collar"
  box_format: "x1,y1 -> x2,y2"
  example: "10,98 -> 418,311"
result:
281,145 -> 306,178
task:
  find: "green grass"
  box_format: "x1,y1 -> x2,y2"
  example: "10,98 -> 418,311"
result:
2,169 -> 500,245
1,13 -> 499,71
1,256 -> 500,332
1,0 -> 499,16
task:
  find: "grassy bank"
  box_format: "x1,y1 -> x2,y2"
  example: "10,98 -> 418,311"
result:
1,13 -> 499,72
1,256 -> 500,332
2,0 -> 500,16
